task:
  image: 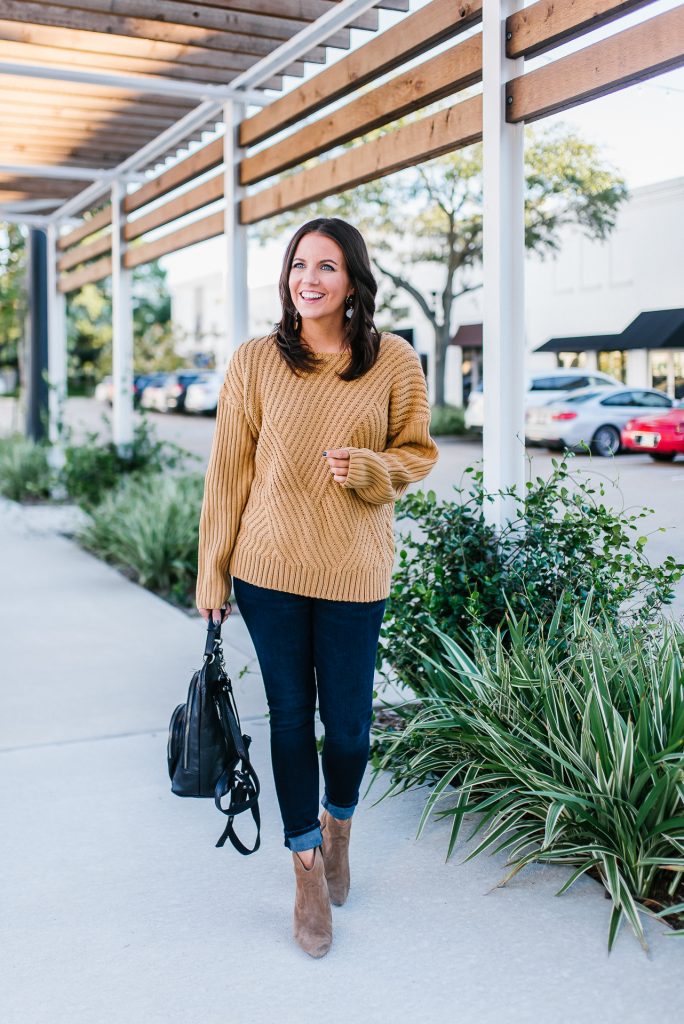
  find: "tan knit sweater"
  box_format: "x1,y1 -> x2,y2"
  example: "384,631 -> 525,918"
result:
196,330 -> 439,607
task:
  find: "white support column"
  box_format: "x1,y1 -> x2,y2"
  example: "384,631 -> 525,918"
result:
482,0 -> 526,528
110,179 -> 134,451
222,98 -> 249,372
45,223 -> 67,452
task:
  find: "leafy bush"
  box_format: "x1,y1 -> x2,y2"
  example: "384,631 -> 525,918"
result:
429,403 -> 466,436
77,473 -> 204,604
371,594 -> 684,952
60,416 -> 193,509
0,434 -> 53,501
379,456 -> 683,698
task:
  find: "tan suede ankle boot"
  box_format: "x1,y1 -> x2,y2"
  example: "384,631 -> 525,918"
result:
292,846 -> 333,958
320,809 -> 352,906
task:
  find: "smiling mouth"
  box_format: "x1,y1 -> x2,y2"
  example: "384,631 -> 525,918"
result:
300,291 -> 325,302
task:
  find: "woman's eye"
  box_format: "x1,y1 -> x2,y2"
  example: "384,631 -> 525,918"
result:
321,263 -> 335,271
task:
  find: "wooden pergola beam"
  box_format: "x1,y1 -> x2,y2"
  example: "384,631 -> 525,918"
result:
506,0 -> 656,59
240,94 -> 483,224
58,207 -> 112,250
124,136 -> 224,213
0,119 -> 189,144
241,34 -> 482,185
58,254 -> 113,293
0,41 -> 293,87
124,172 -> 224,241
507,5 -> 684,122
57,231 -> 112,272
0,106 -> 194,131
14,0 -> 355,51
0,76 -> 198,109
124,209 -> 225,269
0,3 -> 330,64
241,0 -> 483,147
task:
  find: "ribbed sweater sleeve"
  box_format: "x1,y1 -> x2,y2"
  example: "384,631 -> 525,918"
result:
195,348 -> 256,609
341,346 -> 439,506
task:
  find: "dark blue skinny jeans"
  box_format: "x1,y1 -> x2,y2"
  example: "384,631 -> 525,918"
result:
232,576 -> 387,852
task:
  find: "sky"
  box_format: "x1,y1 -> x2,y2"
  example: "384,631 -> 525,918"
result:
162,0 -> 684,286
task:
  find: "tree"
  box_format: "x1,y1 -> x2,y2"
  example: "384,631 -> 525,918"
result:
1,221 -> 178,391
0,222 -> 28,375
254,123 -> 628,407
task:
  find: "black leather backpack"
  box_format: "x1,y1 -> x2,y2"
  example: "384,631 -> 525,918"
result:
167,616 -> 261,854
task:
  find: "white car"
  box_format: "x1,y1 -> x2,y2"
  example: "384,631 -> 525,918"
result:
184,371 -> 223,414
525,386 -> 674,456
464,369 -> 620,430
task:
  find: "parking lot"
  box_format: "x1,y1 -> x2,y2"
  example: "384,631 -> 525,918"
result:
2,395 -> 683,618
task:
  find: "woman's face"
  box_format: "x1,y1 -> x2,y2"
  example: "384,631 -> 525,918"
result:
288,232 -> 353,329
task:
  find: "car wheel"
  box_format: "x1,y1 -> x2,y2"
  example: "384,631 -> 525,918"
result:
591,425 -> 621,457
649,452 -> 676,462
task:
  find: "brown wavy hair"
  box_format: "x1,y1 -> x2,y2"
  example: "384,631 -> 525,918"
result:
270,217 -> 382,381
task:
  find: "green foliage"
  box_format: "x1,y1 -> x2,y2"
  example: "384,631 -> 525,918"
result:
60,416 -> 193,509
371,596 -> 684,951
0,433 -> 52,501
428,403 -> 465,436
379,455 -> 683,699
78,473 -> 204,605
0,222 -> 27,372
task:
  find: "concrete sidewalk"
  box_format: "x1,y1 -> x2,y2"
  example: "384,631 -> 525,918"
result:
1,499 -> 682,1024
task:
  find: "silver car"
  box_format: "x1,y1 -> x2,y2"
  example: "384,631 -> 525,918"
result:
465,369 -> 619,430
525,386 -> 674,456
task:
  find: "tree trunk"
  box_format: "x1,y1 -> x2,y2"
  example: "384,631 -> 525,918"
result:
433,322 -> 451,408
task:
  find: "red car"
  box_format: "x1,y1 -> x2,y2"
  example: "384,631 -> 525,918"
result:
622,408 -> 684,461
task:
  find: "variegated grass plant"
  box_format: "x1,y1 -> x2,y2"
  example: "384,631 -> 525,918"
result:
371,593 -> 684,952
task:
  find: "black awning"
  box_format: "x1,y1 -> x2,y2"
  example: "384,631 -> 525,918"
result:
535,308 -> 684,354
619,308 -> 684,350
535,334 -> 622,353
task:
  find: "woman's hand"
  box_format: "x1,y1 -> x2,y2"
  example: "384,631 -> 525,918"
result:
198,605 -> 231,625
323,447 -> 350,484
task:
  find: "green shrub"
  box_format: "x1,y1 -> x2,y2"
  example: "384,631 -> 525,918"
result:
77,473 -> 204,604
371,594 -> 684,952
60,416 -> 193,509
429,403 -> 466,436
379,456 -> 683,698
0,434 -> 53,501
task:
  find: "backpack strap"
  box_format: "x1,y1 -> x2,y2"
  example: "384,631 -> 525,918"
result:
214,759 -> 261,854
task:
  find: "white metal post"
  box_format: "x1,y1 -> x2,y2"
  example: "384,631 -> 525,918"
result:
110,179 -> 134,451
222,99 -> 249,371
45,223 -> 67,453
482,0 -> 526,529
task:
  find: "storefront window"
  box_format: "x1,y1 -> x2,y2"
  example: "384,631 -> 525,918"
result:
650,350 -> 669,394
674,352 -> 684,400
597,350 -> 626,382
557,352 -> 586,369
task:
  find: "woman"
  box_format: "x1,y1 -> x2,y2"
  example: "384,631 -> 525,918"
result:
196,217 -> 439,958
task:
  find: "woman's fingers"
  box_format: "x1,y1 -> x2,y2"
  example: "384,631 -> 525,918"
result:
324,447 -> 350,484
198,605 -> 231,624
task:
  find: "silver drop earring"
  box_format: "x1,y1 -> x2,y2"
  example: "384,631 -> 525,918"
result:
293,310 -> 300,331
345,295 -> 354,319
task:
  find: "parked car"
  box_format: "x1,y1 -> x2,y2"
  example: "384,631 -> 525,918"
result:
621,407 -> 684,461
140,373 -> 176,412
465,370 -> 619,431
134,372 -> 168,408
94,375 -> 113,404
95,373 -> 162,407
525,386 -> 675,456
184,371 -> 223,415
165,371 -> 204,413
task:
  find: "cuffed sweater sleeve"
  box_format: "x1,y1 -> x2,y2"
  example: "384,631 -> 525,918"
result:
195,348 -> 256,609
341,344 -> 439,506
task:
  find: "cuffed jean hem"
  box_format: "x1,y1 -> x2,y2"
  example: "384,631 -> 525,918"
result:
284,826 -> 323,852
321,794 -> 356,821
